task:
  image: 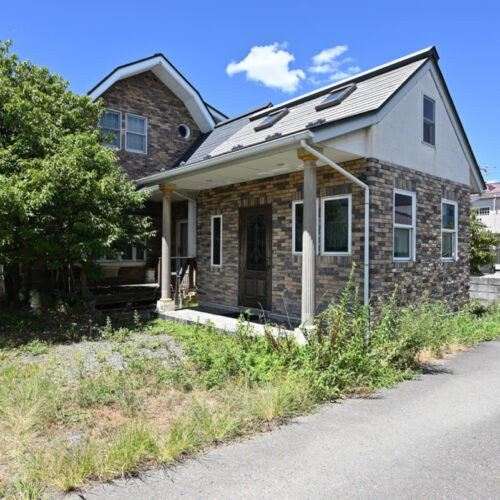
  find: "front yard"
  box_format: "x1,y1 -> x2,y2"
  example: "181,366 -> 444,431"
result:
0,289 -> 499,499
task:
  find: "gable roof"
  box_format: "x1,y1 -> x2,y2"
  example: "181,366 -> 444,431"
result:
88,53 -> 226,132
186,56 -> 427,164
175,46 -> 484,191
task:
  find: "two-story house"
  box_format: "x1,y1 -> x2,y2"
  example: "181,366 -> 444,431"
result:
90,47 -> 485,327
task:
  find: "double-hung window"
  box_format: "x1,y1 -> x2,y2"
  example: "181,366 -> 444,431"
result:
423,95 -> 435,146
99,109 -> 121,149
125,113 -> 147,153
442,200 -> 458,260
321,195 -> 351,256
393,190 -> 416,261
211,215 -> 222,267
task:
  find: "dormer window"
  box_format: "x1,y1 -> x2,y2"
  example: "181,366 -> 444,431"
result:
254,109 -> 289,132
315,84 -> 357,111
99,109 -> 121,149
125,113 -> 147,154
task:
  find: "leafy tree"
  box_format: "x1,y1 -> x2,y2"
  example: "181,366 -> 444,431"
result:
470,209 -> 498,274
0,40 -> 152,303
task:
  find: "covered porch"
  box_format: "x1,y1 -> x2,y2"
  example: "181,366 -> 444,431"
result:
140,136 -> 369,327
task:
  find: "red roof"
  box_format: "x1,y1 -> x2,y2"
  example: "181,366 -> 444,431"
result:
486,182 -> 500,194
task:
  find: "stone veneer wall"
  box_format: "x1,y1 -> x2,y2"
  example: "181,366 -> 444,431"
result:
366,159 -> 470,309
100,71 -> 202,180
196,158 -> 470,318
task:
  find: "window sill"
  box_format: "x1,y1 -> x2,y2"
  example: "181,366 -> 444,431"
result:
321,252 -> 351,257
125,148 -> 147,155
99,261 -> 147,267
421,140 -> 436,149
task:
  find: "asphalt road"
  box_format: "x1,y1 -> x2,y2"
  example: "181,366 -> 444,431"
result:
77,340 -> 500,500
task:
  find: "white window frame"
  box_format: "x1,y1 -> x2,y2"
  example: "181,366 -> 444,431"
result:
211,215 -> 223,267
422,94 -> 436,147
98,244 -> 146,264
99,108 -> 121,149
441,199 -> 458,261
291,200 -> 320,256
320,194 -> 352,257
393,189 -> 416,262
125,113 -> 148,154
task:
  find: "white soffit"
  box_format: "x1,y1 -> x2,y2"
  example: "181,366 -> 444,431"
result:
89,56 -> 216,133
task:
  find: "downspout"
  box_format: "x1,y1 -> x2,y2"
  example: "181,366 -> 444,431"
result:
300,140 -> 370,308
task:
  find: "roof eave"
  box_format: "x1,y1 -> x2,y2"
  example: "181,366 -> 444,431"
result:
136,130 -> 314,187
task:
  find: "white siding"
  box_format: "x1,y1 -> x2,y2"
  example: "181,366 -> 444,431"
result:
326,69 -> 472,186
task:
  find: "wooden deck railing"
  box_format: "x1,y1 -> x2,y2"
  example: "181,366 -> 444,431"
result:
157,257 -> 197,292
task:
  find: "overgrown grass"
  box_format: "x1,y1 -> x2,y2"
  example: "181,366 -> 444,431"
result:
0,278 -> 498,498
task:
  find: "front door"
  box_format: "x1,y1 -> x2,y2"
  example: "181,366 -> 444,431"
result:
239,206 -> 272,310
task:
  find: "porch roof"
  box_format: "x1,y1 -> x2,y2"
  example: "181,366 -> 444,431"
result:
137,132 -> 361,194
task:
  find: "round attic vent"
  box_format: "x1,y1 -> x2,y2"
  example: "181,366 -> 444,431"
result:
178,124 -> 190,139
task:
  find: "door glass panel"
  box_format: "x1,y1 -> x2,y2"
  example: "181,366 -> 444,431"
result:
246,214 -> 266,271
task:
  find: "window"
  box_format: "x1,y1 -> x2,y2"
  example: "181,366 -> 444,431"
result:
423,95 -> 435,146
442,200 -> 458,260
393,190 -> 416,261
99,244 -> 146,263
292,201 -> 303,254
478,207 -> 490,215
211,215 -> 222,267
321,195 -> 351,256
315,84 -> 357,111
292,200 -> 320,255
99,109 -> 121,149
125,113 -> 147,153
253,109 -> 289,131
178,124 -> 191,139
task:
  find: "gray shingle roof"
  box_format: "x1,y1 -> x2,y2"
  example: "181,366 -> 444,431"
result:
185,55 -> 428,166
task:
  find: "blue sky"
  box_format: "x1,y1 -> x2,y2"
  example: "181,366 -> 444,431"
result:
1,0 -> 498,181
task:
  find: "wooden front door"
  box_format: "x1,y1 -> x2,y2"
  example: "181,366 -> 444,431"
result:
239,206 -> 272,310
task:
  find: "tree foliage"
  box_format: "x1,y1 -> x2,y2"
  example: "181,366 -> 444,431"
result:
470,209 -> 498,274
0,40 -> 152,296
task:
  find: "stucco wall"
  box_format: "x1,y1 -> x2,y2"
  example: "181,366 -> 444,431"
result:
195,158 -> 470,318
326,69 -> 471,186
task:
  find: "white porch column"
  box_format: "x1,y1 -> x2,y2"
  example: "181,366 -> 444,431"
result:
298,148 -> 319,329
157,183 -> 175,313
187,199 -> 197,257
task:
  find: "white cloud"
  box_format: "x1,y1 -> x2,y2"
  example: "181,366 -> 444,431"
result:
226,43 -> 305,93
311,45 -> 348,66
308,46 -> 360,84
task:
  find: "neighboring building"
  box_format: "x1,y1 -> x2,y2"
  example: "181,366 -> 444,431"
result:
89,47 -> 485,326
471,182 -> 500,234
471,182 -> 500,272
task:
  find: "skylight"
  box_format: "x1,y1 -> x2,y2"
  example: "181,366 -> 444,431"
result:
254,108 -> 289,131
315,84 -> 357,111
